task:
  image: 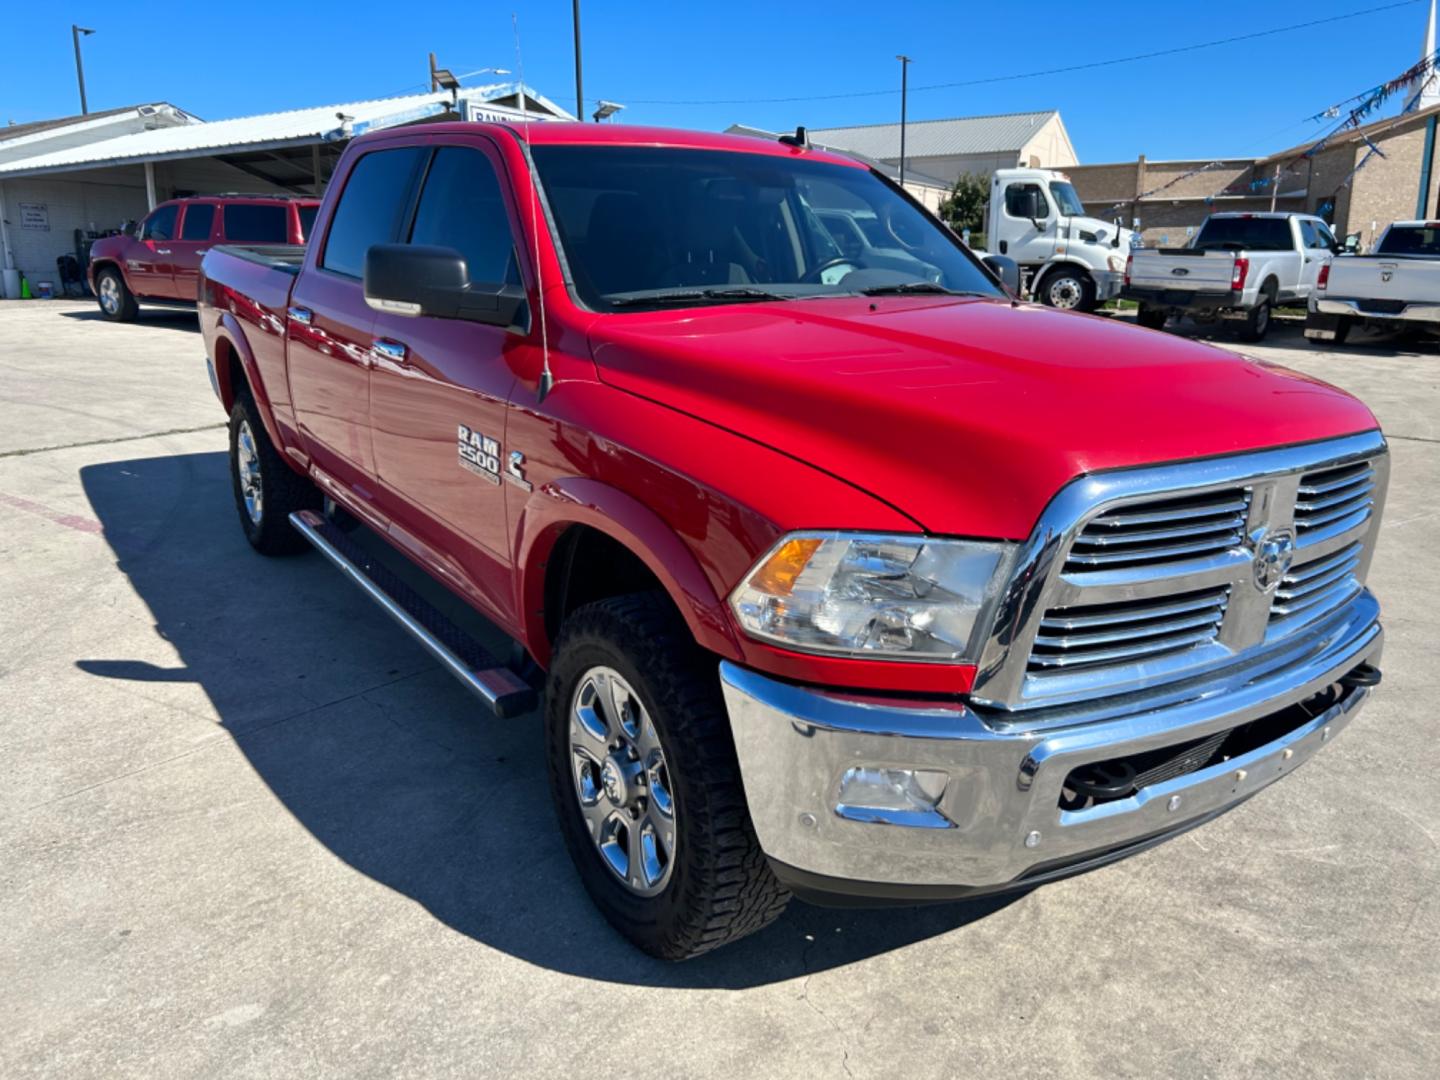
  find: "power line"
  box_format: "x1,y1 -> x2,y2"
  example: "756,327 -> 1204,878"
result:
609,1 -> 1421,107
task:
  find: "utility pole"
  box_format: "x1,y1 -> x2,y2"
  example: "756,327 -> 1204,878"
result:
429,52 -> 439,92
1269,162 -> 1281,212
896,55 -> 911,187
573,0 -> 584,120
72,26 -> 95,115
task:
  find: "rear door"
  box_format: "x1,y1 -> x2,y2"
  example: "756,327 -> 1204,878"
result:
126,204 -> 179,298
287,147 -> 428,497
169,202 -> 217,302
368,139 -> 525,623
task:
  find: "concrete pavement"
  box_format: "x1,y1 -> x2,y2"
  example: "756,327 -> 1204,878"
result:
1,300 -> 1436,1078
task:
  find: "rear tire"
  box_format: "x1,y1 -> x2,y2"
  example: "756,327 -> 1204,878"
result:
96,267 -> 137,322
1238,296 -> 1272,343
1136,305 -> 1167,330
228,389 -> 319,556
545,593 -> 790,960
1038,265 -> 1096,312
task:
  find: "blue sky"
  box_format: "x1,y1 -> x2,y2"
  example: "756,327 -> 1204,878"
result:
4,1 -> 1434,164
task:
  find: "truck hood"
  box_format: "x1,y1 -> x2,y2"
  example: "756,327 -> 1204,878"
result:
586,297 -> 1378,539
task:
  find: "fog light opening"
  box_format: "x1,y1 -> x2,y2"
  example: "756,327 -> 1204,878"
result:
835,767 -> 953,829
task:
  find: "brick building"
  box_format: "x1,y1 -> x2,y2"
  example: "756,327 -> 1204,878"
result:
1066,103 -> 1440,251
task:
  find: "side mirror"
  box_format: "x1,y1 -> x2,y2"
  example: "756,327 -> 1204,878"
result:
982,254 -> 1021,294
364,244 -> 526,328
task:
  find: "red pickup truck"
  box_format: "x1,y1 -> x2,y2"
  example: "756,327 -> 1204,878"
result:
89,194 -> 319,320
198,122 -> 1388,959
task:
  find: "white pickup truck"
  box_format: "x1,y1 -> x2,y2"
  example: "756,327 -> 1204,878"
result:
1306,220 -> 1440,344
1123,212 -> 1339,341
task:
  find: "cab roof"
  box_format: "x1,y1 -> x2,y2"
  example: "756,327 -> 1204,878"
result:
366,120 -> 870,170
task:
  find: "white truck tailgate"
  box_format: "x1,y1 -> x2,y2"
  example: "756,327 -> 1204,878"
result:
1325,256 -> 1440,306
1128,251 -> 1235,292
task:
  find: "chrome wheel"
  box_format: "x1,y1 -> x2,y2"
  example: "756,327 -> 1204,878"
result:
235,420 -> 263,525
1045,273 -> 1085,310
99,274 -> 120,315
569,666 -> 676,897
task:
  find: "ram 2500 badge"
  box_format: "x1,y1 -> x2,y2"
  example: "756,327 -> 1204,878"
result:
198,122 -> 1387,959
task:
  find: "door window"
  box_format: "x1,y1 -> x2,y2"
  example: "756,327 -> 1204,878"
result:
1004,183 -> 1048,220
1302,220 -> 1337,250
407,148 -> 520,285
180,204 -> 215,241
223,204 -> 288,243
140,205 -> 178,241
321,147 -> 427,278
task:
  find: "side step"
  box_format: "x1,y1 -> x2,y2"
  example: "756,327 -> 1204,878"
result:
289,510 -> 538,719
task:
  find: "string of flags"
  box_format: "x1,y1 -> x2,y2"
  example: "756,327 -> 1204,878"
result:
1093,161 -> 1227,219
1306,48 -> 1440,130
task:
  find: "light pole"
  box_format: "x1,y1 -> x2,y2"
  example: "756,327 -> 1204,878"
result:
72,25 -> 95,115
896,55 -> 911,188
573,0 -> 584,121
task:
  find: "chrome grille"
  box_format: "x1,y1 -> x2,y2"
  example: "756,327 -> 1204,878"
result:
1270,542 -> 1363,624
971,431 -> 1388,715
1294,462 -> 1374,535
1064,489 -> 1249,571
1029,587 -> 1229,672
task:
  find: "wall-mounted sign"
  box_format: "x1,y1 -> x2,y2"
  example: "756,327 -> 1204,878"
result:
19,203 -> 49,230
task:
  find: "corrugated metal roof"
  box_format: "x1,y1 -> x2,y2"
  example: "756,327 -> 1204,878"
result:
0,85 -> 570,177
723,124 -> 951,188
807,110 -> 1057,160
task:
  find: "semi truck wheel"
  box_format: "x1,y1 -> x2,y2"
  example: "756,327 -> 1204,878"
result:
96,267 -> 138,322
545,593 -> 790,960
1038,265 -> 1095,312
1136,305 -> 1167,330
228,390 -> 319,555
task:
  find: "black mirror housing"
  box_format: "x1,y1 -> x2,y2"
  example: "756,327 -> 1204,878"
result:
364,243 -> 526,329
982,254 -> 1021,294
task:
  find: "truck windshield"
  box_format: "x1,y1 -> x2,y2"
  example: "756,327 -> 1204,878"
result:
1377,225 -> 1440,257
1049,181 -> 1086,217
529,145 -> 1004,311
1193,217 -> 1293,251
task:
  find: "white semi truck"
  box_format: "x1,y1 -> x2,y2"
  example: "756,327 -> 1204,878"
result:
984,168 -> 1135,312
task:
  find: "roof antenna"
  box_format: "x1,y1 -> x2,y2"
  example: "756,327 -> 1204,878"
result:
777,125 -> 809,148
513,13 -> 554,404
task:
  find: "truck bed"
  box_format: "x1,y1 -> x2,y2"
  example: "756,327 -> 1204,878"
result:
1323,253 -> 1440,307
211,244 -> 306,275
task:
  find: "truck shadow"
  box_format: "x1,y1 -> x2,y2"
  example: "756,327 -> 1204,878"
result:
60,308 -> 199,333
77,450 -> 1021,989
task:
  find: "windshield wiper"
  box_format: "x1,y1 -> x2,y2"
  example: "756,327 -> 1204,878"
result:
608,286 -> 794,307
858,282 -> 985,297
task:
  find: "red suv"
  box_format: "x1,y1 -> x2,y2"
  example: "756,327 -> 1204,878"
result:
88,194 -> 319,321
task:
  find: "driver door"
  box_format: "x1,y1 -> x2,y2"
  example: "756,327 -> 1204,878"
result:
999,181 -> 1055,264
126,205 -> 179,298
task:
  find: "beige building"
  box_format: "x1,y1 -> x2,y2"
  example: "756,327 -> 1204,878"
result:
1067,103 -> 1440,251
730,110 -> 1077,190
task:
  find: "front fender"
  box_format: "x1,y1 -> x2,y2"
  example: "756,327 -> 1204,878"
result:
513,476 -> 741,667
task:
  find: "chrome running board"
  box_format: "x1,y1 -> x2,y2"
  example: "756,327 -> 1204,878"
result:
289,510 -> 538,719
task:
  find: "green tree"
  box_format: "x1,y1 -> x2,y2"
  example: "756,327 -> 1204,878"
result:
937,172 -> 988,236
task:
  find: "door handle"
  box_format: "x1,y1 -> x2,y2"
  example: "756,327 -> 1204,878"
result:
157,248 -> 171,255
287,306 -> 313,325
371,338 -> 409,365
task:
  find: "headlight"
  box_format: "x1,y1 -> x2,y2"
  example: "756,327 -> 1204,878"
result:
729,532 -> 1014,662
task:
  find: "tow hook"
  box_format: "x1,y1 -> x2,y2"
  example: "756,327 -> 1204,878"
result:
1339,663 -> 1383,690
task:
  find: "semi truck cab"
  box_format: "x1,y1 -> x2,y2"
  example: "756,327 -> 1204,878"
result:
987,167 -> 1134,312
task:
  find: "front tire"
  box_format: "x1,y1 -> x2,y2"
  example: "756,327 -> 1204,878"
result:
545,593 -> 789,960
1038,265 -> 1096,312
96,267 -> 137,322
228,390 -> 319,555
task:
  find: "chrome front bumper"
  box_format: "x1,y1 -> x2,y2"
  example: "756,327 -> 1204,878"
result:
721,593 -> 1381,895
1314,297 -> 1440,323
1093,267 -> 1125,301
